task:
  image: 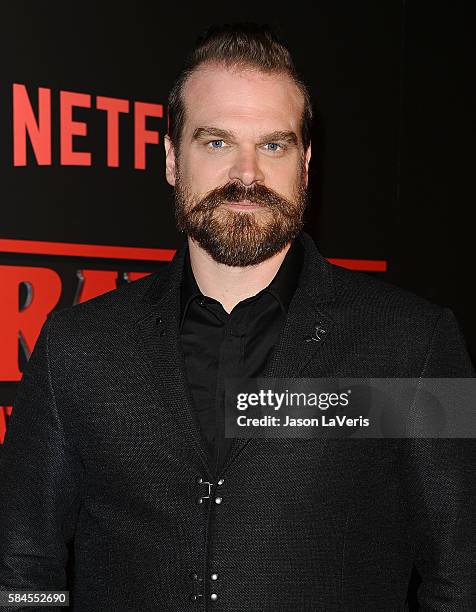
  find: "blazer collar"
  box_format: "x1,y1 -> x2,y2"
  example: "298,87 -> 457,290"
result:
134,229 -> 335,321
178,232 -> 306,329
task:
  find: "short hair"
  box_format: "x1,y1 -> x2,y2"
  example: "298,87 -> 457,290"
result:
167,23 -> 313,152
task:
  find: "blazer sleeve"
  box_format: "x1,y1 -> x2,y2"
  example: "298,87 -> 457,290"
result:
405,307 -> 476,611
0,313 -> 83,609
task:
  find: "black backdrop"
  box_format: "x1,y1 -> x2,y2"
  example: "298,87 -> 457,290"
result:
0,2 -> 474,607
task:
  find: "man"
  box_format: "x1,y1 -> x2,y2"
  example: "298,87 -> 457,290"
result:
0,23 -> 475,612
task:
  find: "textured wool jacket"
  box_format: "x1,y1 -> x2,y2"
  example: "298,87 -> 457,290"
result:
0,230 -> 475,612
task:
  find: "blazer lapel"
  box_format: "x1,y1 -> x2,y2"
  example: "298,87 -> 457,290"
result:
130,238 -> 217,478
129,231 -> 336,477
223,232 -> 336,470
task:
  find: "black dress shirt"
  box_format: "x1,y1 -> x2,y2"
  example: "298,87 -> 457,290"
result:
179,235 -> 304,475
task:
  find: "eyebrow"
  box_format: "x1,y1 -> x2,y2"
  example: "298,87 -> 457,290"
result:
192,126 -> 299,145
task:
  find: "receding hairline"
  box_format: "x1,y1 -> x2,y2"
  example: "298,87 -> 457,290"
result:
183,58 -> 305,91
179,60 -> 307,124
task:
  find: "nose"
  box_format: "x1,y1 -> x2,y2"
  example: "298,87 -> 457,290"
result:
228,146 -> 265,186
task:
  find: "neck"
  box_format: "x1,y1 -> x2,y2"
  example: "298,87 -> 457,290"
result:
187,237 -> 292,314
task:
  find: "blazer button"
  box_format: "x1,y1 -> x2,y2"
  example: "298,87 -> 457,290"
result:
190,594 -> 198,601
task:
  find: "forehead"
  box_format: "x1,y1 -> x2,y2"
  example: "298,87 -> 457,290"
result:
181,63 -> 304,138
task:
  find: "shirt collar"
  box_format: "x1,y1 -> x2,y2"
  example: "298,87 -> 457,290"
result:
180,235 -> 304,330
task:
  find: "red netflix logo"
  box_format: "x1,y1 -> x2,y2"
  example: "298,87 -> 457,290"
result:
12,84 -> 164,169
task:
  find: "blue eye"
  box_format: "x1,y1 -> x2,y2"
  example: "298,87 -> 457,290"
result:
265,143 -> 281,151
210,140 -> 225,148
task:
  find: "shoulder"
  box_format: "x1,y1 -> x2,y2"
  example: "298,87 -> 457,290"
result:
322,263 -> 451,363
318,264 -> 474,375
300,231 -> 445,328
328,262 -> 444,323
46,271 -> 162,344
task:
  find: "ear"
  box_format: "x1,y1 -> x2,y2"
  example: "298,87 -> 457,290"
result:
164,135 -> 176,187
303,143 -> 312,188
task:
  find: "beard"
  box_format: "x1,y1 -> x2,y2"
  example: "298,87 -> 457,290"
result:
174,161 -> 308,267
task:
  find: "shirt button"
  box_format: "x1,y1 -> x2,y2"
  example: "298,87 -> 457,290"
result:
217,478 -> 224,486
190,594 -> 198,601
211,573 -> 218,581
210,593 -> 218,601
215,497 -> 222,504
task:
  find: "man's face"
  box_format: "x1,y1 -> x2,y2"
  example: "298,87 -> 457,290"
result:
164,62 -> 312,266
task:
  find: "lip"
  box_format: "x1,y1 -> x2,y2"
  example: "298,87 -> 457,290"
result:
225,200 -> 263,211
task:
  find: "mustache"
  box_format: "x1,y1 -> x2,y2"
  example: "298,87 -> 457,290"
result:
194,181 -> 293,210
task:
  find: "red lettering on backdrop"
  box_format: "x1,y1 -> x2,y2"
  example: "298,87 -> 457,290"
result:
75,270 -> 118,303
134,101 -> 163,170
0,407 -> 13,444
96,96 -> 130,167
0,266 -> 61,381
11,86 -> 165,169
0,408 -> 5,444
60,91 -> 92,165
127,272 -> 150,282
12,84 -> 51,166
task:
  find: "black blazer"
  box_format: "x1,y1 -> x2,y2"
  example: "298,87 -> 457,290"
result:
0,231 -> 475,611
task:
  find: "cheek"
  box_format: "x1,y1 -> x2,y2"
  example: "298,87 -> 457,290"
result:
185,152 -> 228,192
267,164 -> 300,199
